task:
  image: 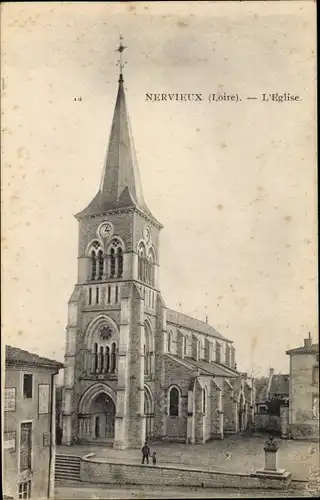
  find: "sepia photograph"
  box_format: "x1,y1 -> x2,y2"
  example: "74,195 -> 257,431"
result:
1,1 -> 318,499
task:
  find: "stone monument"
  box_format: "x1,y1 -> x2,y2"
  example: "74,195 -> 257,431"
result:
251,436 -> 292,489
264,435 -> 279,470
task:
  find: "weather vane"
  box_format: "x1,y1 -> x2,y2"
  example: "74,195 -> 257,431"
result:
115,35 -> 127,75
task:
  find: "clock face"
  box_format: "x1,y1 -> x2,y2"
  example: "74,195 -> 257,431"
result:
143,226 -> 151,244
99,222 -> 113,238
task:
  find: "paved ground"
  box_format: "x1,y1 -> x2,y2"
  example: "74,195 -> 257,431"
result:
54,484 -> 304,499
57,434 -> 319,481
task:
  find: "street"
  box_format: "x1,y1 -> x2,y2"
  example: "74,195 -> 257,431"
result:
55,484 -> 304,499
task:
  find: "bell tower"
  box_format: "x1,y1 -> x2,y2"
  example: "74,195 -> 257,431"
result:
62,38 -> 163,449
75,37 -> 162,289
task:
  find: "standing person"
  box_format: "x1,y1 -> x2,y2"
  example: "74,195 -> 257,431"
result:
152,452 -> 157,465
141,441 -> 150,464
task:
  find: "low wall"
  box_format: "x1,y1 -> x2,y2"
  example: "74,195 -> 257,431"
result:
80,454 -> 291,490
290,423 -> 319,441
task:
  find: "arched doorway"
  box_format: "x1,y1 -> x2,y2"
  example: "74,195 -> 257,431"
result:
90,393 -> 116,439
78,383 -> 117,443
144,386 -> 153,441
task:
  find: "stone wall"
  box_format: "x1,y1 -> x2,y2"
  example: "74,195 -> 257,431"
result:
80,456 -> 291,490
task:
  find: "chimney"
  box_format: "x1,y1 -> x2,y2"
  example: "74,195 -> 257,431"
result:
304,332 -> 312,348
269,368 -> 274,377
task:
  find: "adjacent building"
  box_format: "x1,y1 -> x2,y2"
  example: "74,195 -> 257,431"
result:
55,385 -> 63,445
4,346 -> 63,499
62,49 -> 255,450
255,368 -> 289,434
286,334 -> 319,440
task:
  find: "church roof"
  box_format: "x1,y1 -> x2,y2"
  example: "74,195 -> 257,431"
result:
187,357 -> 239,378
167,309 -> 230,342
6,345 -> 64,370
165,353 -> 238,378
76,73 -> 155,220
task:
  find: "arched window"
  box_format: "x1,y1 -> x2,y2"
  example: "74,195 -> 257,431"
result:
210,342 -> 214,363
168,331 -> 172,353
196,339 -> 201,360
231,346 -> 236,369
105,346 -> 110,373
91,250 -> 96,280
225,344 -> 231,366
143,344 -> 147,374
98,250 -> 104,280
110,248 -> 115,277
147,256 -> 151,284
169,387 -> 180,417
183,336 -> 187,357
88,241 -> 103,281
111,342 -> 117,373
216,341 -> 221,363
100,346 -> 104,372
93,342 -> 98,372
202,388 -> 207,414
144,322 -> 154,376
147,248 -> 156,286
138,243 -> 146,281
107,238 -> 124,279
117,248 -> 123,278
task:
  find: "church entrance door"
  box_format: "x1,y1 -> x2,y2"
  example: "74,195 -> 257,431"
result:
144,387 -> 153,441
90,393 -> 116,440
95,416 -> 100,438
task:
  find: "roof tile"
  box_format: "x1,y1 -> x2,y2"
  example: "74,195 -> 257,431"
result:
165,353 -> 238,378
6,345 -> 64,369
286,343 -> 319,355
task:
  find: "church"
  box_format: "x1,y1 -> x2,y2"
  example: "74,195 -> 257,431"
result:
62,43 -> 255,449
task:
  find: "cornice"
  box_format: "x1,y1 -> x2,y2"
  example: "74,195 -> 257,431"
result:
75,205 -> 163,230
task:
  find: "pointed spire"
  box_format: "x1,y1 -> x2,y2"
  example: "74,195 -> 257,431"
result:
77,37 -> 153,219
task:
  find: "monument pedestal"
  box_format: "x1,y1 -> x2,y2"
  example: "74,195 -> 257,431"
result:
251,437 -> 292,490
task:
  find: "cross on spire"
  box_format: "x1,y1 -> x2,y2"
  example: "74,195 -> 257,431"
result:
116,35 -> 127,81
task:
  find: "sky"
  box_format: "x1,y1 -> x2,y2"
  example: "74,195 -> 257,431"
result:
2,1 -> 317,378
